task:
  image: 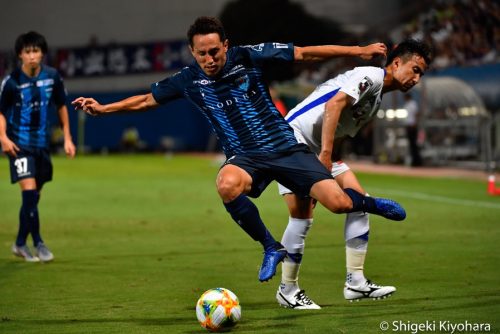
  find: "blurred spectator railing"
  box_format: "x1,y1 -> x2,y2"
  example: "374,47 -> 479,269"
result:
0,39 -> 192,78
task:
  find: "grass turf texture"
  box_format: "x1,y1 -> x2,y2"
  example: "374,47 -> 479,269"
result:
0,154 -> 499,334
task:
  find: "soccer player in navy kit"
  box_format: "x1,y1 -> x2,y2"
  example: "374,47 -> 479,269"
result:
0,31 -> 76,262
72,16 -> 405,282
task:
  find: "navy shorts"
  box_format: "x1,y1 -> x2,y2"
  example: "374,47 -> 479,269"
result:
8,146 -> 53,187
223,144 -> 333,198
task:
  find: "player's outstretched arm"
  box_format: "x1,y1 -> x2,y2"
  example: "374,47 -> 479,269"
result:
71,93 -> 159,116
294,43 -> 387,62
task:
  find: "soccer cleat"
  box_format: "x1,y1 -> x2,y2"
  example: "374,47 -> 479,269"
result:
35,243 -> 54,262
276,288 -> 321,310
11,244 -> 40,262
258,246 -> 287,282
373,198 -> 406,221
344,279 -> 396,301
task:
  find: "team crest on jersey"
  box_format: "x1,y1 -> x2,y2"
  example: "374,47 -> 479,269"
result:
358,76 -> 373,93
235,75 -> 249,91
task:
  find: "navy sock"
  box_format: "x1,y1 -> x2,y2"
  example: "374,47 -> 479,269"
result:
15,205 -> 29,247
21,190 -> 43,247
224,194 -> 277,251
343,188 -> 376,213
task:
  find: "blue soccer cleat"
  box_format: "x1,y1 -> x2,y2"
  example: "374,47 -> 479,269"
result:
373,198 -> 406,221
259,246 -> 287,282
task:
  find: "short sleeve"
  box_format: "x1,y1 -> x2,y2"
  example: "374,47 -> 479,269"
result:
339,68 -> 384,105
0,76 -> 14,112
151,69 -> 186,104
241,43 -> 294,66
52,72 -> 68,107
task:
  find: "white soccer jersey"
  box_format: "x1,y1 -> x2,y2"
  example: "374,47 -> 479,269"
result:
285,66 -> 384,154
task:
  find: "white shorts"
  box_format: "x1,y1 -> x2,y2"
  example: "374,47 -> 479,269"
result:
278,161 -> 350,195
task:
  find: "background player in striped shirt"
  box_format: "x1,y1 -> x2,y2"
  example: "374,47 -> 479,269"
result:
72,16 -> 406,283
276,39 -> 432,309
0,31 -> 76,262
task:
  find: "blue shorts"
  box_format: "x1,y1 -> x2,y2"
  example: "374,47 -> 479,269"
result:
8,146 -> 53,187
223,144 -> 333,198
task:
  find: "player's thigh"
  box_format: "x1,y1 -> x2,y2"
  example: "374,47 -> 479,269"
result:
18,177 -> 37,191
310,179 -> 351,213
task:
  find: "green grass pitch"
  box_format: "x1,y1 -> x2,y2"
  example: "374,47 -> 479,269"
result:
1,154 -> 499,333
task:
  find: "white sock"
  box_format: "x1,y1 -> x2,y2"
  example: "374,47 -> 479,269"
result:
280,217 -> 313,293
346,246 -> 367,285
280,261 -> 300,294
345,211 -> 369,286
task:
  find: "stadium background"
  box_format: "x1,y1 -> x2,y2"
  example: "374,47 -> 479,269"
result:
1,0 -> 498,167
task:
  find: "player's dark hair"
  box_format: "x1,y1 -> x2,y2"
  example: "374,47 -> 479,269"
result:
187,16 -> 226,47
15,31 -> 48,55
385,39 -> 432,66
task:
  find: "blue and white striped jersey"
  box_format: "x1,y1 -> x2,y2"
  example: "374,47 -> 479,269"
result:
151,43 -> 298,157
0,65 -> 67,148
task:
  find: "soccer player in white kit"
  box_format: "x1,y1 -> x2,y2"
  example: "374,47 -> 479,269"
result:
275,39 -> 432,309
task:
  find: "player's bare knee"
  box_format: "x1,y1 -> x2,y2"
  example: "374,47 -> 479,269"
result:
217,175 -> 243,201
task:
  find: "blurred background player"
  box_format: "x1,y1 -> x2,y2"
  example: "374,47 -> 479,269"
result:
72,16 -> 406,283
269,84 -> 288,117
276,39 -> 432,309
0,31 -> 76,262
403,93 -> 422,167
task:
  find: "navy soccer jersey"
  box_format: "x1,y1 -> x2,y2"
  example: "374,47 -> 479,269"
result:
0,65 -> 67,149
151,43 -> 299,157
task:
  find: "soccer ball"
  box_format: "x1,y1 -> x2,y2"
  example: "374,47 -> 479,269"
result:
196,287 -> 241,332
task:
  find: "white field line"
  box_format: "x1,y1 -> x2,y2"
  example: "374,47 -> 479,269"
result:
370,188 -> 500,210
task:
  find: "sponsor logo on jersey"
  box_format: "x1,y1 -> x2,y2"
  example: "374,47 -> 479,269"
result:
203,90 -> 257,111
36,79 -> 54,87
16,100 -> 50,110
194,79 -> 215,85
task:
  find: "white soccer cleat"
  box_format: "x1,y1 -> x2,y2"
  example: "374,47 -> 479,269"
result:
276,288 -> 321,310
35,243 -> 54,262
11,244 -> 40,262
343,280 -> 396,302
